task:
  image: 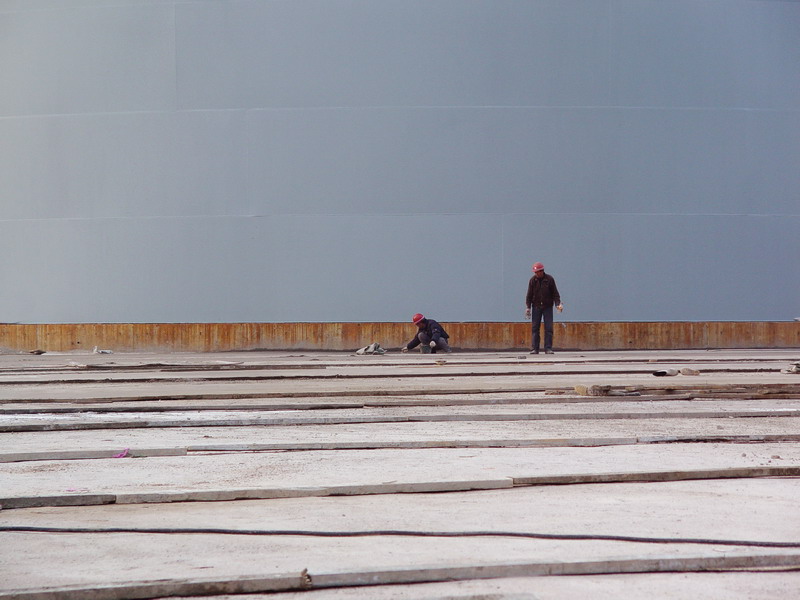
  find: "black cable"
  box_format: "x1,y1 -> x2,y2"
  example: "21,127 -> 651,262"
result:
3,525 -> 799,548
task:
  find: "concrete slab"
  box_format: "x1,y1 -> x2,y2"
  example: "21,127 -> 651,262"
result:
2,417 -> 800,461
2,530 -> 799,599
177,572 -> 800,600
0,356 -> 797,403
1,349 -> 799,599
3,478 -> 798,543
4,478 -> 800,597
0,356 -> 794,384
2,443 -> 799,507
1,348 -> 796,367
0,351 -> 800,402
4,399 -> 800,431
8,392 -> 800,414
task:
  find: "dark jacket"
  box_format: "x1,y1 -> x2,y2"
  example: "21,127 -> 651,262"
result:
406,318 -> 449,350
526,273 -> 561,309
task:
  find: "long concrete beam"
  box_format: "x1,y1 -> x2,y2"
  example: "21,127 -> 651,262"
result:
4,459 -> 800,508
1,321 -> 798,352
2,552 -> 799,600
5,409 -> 800,433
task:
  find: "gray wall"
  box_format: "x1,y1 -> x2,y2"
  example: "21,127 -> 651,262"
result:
1,0 -> 798,324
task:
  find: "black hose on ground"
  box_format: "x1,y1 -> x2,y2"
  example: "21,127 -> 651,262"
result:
2,525 -> 799,548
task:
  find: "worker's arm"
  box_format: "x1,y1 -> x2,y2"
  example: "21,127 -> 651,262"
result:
552,278 -> 563,312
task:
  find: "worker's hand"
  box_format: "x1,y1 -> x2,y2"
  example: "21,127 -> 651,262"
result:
525,308 -> 531,318
557,304 -> 564,313
429,340 -> 436,348
401,347 -> 408,353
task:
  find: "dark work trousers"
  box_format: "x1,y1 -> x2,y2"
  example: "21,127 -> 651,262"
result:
417,332 -> 451,353
531,305 -> 554,351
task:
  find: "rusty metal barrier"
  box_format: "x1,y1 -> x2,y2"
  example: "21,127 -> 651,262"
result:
0,322 -> 797,353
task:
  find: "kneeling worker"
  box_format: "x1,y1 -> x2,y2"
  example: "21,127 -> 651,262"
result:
402,313 -> 452,353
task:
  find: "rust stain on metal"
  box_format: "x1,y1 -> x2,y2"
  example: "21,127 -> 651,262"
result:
0,322 -> 797,353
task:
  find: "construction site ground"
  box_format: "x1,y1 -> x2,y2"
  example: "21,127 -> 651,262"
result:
1,348 -> 799,599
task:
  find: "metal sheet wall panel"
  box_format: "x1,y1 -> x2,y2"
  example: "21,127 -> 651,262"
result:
243,107 -> 623,217
0,214 -> 503,323
610,0 -> 800,110
0,4 -> 176,117
0,112 -> 248,220
0,1 -> 798,325
175,0 -> 612,110
502,214 -> 800,323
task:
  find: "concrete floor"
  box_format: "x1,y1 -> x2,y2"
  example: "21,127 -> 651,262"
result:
0,348 -> 799,599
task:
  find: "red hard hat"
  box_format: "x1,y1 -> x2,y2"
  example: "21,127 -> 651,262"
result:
532,262 -> 545,272
412,313 -> 425,324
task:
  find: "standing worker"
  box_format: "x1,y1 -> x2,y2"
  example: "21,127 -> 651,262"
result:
525,262 -> 563,354
401,313 -> 452,353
